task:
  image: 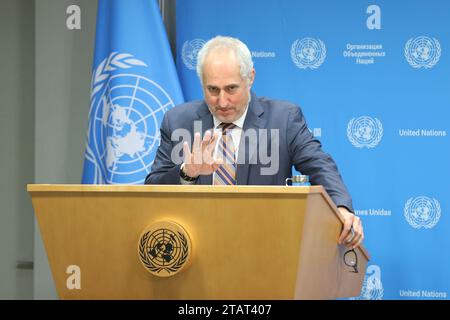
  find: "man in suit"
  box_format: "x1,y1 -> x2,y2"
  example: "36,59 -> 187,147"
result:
145,36 -> 364,249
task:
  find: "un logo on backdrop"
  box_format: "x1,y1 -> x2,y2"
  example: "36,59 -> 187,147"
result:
182,38 -> 205,70
404,196 -> 441,229
85,52 -> 176,184
347,116 -> 383,148
404,36 -> 441,69
290,38 -> 326,69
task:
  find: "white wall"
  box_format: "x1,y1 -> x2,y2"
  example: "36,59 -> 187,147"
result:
34,0 -> 97,299
0,0 -> 35,299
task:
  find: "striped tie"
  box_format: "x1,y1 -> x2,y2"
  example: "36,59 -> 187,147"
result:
214,123 -> 237,185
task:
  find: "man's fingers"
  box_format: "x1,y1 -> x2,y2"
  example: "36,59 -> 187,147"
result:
184,129 -> 225,175
211,154 -> 225,172
213,157 -> 223,167
349,219 -> 364,248
209,131 -> 220,148
192,132 -> 203,164
205,131 -> 220,155
342,219 -> 364,248
183,141 -> 191,164
193,132 -> 201,153
353,234 -> 364,249
201,130 -> 213,152
211,162 -> 221,172
344,229 -> 355,245
203,130 -> 220,165
338,219 -> 353,244
202,130 -> 211,143
350,233 -> 363,248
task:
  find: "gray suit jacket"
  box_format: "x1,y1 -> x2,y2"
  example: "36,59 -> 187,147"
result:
145,92 -> 353,211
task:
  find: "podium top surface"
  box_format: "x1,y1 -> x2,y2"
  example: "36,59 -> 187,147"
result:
27,184 -> 323,194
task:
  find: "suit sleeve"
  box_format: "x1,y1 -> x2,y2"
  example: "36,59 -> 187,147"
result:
287,105 -> 354,211
144,113 -> 181,184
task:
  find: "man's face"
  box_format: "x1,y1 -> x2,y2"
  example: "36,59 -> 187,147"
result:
202,49 -> 254,123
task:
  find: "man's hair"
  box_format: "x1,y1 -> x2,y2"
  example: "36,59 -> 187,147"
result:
196,36 -> 254,85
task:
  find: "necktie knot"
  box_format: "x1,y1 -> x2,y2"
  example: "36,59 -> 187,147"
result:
219,122 -> 236,135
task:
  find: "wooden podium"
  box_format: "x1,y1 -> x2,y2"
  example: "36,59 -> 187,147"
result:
27,184 -> 369,300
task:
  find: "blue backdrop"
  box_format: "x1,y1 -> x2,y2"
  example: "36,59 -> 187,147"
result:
176,0 -> 450,300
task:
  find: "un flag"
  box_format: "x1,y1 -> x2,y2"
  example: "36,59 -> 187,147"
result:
82,0 -> 184,184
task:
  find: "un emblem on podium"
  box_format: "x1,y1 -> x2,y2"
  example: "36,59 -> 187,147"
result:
138,221 -> 192,277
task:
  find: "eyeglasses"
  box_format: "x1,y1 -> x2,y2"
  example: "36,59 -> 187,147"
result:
343,248 -> 358,273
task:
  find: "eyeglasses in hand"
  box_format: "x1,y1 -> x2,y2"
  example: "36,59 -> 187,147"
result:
343,248 -> 358,273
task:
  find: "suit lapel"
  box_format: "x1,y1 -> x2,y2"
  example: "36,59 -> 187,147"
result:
237,93 -> 265,185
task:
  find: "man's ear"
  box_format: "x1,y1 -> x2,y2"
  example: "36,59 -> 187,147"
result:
248,68 -> 256,87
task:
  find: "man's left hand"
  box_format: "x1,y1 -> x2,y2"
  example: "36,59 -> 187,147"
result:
338,207 -> 364,249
